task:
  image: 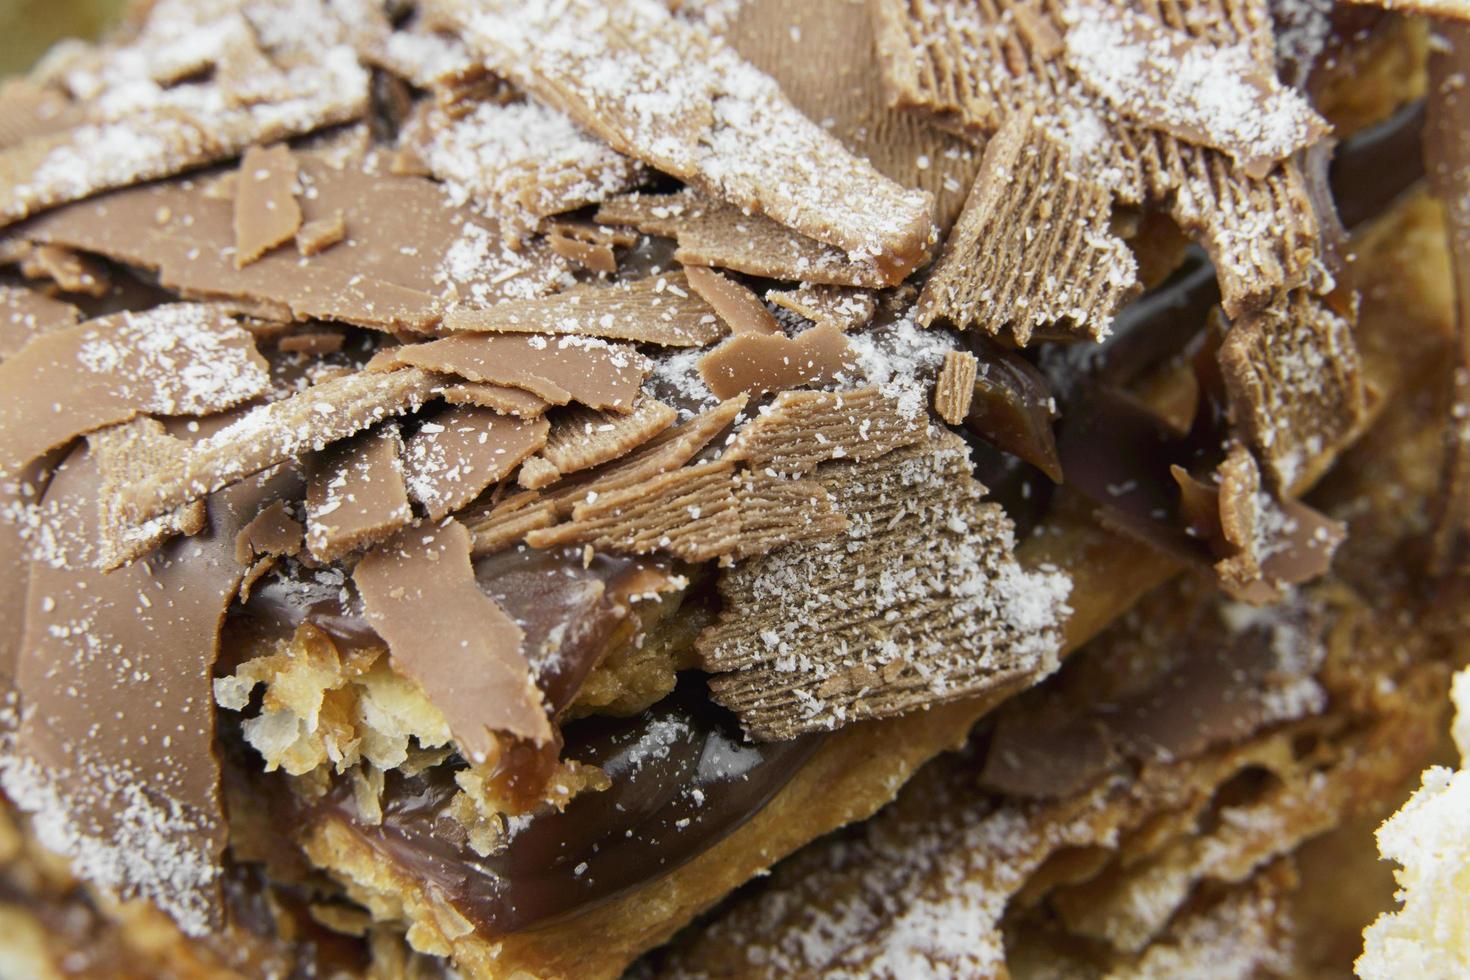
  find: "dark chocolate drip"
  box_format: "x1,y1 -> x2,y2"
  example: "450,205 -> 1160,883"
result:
311,675 -> 819,936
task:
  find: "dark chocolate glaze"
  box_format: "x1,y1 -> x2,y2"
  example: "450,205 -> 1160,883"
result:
311,675 -> 820,936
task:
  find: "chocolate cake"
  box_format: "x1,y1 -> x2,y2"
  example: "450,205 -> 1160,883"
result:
0,0 -> 1467,977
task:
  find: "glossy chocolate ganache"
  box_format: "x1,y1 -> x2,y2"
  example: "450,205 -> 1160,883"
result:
208,97 -> 1430,941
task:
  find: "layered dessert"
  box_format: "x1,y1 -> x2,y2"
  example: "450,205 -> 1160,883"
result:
0,0 -> 1467,977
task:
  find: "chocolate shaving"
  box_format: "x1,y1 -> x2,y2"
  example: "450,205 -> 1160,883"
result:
0,0 -> 369,231
438,381 -> 551,418
25,149 -> 569,333
1060,0 -> 1327,179
402,407 -> 550,521
277,330 -> 346,356
701,431 -> 1070,739
354,519 -> 552,761
399,96 -> 647,235
933,351 -> 977,426
547,233 -> 617,274
517,398 -> 677,490
89,419 -> 207,571
442,272 -> 725,348
764,284 -> 876,332
7,444 -> 298,936
234,499 -> 304,600
374,334 -> 648,411
684,266 -> 779,336
115,367 -> 442,526
295,210 -> 346,257
233,145 -> 303,268
722,387 -> 927,475
525,459 -> 841,563
697,323 -> 856,399
596,190 -> 888,288
19,244 -> 109,297
916,110 -> 1138,343
435,0 -> 935,281
0,284 -> 79,360
0,304 -> 271,477
305,425 -> 414,563
1219,290 -> 1366,491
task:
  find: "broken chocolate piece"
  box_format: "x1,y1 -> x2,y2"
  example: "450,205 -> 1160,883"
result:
933,350 -> 977,425
115,367 -> 442,526
306,425 -> 414,563
1219,290 -> 1366,490
295,210 -> 346,257
697,323 -> 856,399
437,381 -> 551,417
517,398 -> 677,490
966,344 -> 1063,484
403,407 -> 550,520
375,333 -> 648,411
916,111 -> 1138,343
435,0 -> 935,280
354,519 -> 552,760
0,284 -> 79,360
596,190 -> 888,288
234,145 -> 303,268
702,431 -> 1071,739
442,273 -> 725,347
19,244 -> 109,297
89,418 -> 207,571
547,233 -> 617,274
722,387 -> 927,475
683,266 -> 779,336
234,499 -> 305,600
764,283 -> 877,332
1061,0 -> 1328,179
0,304 -> 271,477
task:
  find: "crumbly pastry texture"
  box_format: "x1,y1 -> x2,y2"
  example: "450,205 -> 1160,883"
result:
0,0 -> 1465,977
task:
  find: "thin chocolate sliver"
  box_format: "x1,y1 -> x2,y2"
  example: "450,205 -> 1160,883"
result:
684,266 -> 780,336
403,407 -> 550,520
698,323 -> 856,399
305,425 -> 414,563
233,145 -> 303,268
355,519 -> 552,760
0,284 -> 80,360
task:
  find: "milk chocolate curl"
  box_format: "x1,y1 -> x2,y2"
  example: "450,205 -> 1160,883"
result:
375,333 -> 648,411
698,323 -> 856,399
0,304 -> 270,476
442,273 -> 725,348
354,519 -> 552,758
234,145 -> 303,268
683,266 -> 780,336
436,0 -> 935,280
403,407 -> 550,520
306,425 -> 414,562
1061,0 -> 1328,179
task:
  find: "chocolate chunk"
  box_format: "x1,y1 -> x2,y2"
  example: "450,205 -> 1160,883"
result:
526,459 -> 841,563
306,425 -> 414,562
295,211 -> 346,257
702,431 -> 1071,739
1061,0 -> 1328,179
400,96 -> 647,235
0,285 -> 79,360
684,266 -> 778,336
764,284 -> 876,332
442,273 -> 725,347
26,150 -> 569,333
234,145 -> 303,268
1219,290 -> 1366,491
354,519 -> 552,761
403,407 -> 550,520
933,351 -> 977,425
697,323 -> 856,399
517,398 -> 677,490
115,367 -> 442,526
0,0 -> 368,231
722,386 -> 926,475
377,333 -> 648,411
6,443 -> 297,936
717,0 -> 981,233
596,190 -> 888,289
437,0 -> 935,281
916,110 -> 1139,343
0,304 -> 271,477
